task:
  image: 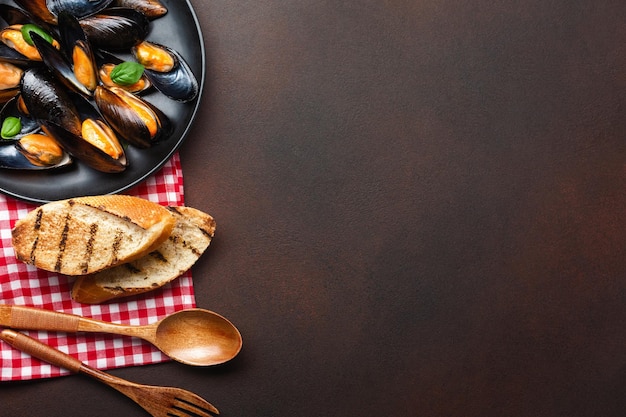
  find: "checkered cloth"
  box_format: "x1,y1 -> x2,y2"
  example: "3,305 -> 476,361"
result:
0,153 -> 196,381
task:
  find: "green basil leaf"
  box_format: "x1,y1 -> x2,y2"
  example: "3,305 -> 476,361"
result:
21,24 -> 53,46
1,116 -> 21,139
110,61 -> 145,86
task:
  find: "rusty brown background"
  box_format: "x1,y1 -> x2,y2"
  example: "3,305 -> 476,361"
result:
2,0 -> 625,416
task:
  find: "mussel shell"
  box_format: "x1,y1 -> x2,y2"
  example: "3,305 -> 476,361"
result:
20,66 -> 82,136
0,4 -> 32,26
112,0 -> 168,19
32,12 -> 98,96
41,120 -> 127,173
0,139 -> 72,170
0,5 -> 48,63
69,89 -> 103,121
0,61 -> 22,103
94,85 -> 171,148
16,132 -> 67,165
12,0 -> 56,24
95,49 -> 152,93
49,0 -> 115,20
31,31 -> 93,96
0,42 -> 34,65
0,95 -> 40,139
137,44 -> 199,103
14,0 -> 114,24
0,87 -> 19,104
58,11 -> 92,64
79,8 -> 150,50
68,89 -> 127,160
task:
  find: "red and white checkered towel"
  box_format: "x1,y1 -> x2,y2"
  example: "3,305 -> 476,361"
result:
0,153 -> 196,381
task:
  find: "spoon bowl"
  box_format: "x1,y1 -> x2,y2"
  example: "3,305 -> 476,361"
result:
154,309 -> 243,366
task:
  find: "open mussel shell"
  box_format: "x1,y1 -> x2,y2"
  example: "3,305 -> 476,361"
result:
0,62 -> 24,104
0,42 -> 36,65
95,50 -> 152,93
0,86 -> 19,105
32,13 -> 98,96
20,66 -> 82,136
0,4 -> 57,30
0,24 -> 60,62
94,85 -> 171,148
41,121 -> 127,173
112,0 -> 168,19
0,4 -> 32,26
132,41 -> 199,102
31,31 -> 94,96
80,7 -> 150,51
0,4 -> 58,63
60,90 -> 127,172
0,95 -> 40,139
14,0 -> 114,24
0,42 -> 33,65
0,134 -> 72,170
16,132 -> 69,165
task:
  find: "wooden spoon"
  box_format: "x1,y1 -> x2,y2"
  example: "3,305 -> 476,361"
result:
0,305 -> 242,366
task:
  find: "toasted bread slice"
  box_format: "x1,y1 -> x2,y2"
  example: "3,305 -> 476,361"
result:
12,195 -> 176,276
71,206 -> 216,304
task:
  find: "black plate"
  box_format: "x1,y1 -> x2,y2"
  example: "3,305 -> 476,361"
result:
0,0 -> 205,203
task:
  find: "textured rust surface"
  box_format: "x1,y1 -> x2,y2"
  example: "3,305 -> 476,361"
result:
2,1 -> 625,416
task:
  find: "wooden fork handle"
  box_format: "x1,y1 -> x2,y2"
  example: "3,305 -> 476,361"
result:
0,329 -> 139,390
0,329 -> 82,373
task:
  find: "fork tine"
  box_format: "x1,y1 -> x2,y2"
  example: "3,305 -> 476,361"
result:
172,395 -> 219,417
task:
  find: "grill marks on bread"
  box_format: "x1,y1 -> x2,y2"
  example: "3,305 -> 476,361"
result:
26,208 -> 44,263
11,196 -> 176,276
71,206 -> 216,303
19,203 -> 143,274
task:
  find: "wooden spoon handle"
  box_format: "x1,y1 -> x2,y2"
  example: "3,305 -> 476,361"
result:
0,329 -> 82,373
0,304 -> 141,338
0,304 -> 80,332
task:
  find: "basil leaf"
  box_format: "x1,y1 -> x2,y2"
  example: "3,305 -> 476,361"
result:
1,116 -> 21,139
110,61 -> 145,86
21,24 -> 53,46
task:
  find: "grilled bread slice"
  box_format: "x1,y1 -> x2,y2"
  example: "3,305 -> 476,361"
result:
71,206 -> 216,304
11,195 -> 176,276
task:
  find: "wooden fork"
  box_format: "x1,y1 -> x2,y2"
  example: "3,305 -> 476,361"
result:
0,329 -> 219,416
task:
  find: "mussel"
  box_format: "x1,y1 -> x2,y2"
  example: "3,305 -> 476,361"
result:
0,42 -> 33,65
0,62 -> 23,103
94,85 -> 170,148
16,132 -> 66,166
0,24 -> 61,61
0,4 -> 33,26
132,41 -> 199,102
0,95 -> 40,138
0,133 -> 72,170
112,0 -> 168,19
46,87 -> 127,172
79,7 -> 150,50
41,120 -> 127,173
96,50 -> 151,93
133,40 -> 174,72
13,0 -> 114,24
20,66 -> 82,136
32,12 -> 98,95
0,4 -> 58,62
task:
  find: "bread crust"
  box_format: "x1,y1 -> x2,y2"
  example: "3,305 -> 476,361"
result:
71,206 -> 215,304
11,195 -> 176,276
